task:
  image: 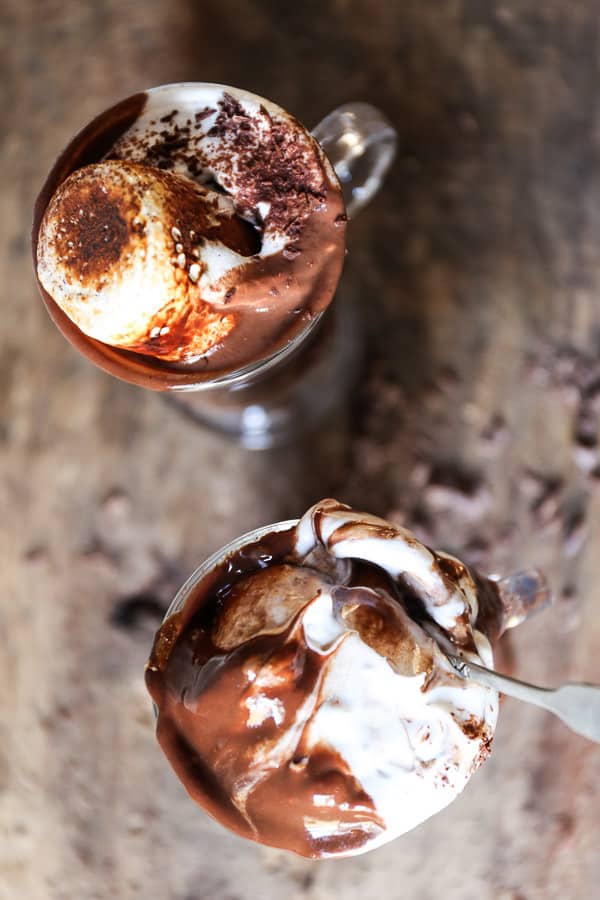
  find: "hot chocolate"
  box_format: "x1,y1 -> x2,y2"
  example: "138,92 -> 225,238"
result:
33,84 -> 346,387
147,500 -> 507,858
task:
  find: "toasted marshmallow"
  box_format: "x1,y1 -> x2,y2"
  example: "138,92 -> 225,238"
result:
146,500 -> 503,858
36,161 -> 260,360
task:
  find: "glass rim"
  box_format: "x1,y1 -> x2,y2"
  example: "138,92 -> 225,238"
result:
169,315 -> 324,393
163,518 -> 299,622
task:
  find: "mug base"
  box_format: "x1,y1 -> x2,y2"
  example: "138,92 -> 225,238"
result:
164,291 -> 361,449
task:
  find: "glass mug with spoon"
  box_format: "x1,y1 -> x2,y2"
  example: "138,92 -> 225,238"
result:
146,498 -> 600,861
33,83 -> 397,448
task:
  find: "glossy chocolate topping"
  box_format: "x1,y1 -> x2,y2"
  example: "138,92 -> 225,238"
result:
146,501 -> 503,858
33,84 -> 347,388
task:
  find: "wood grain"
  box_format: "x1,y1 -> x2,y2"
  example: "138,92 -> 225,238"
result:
1,1 -> 599,898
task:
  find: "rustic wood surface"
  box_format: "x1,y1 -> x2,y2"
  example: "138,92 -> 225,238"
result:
2,1 -> 600,898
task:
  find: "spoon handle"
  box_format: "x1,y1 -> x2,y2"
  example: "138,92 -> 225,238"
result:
448,655 -> 600,743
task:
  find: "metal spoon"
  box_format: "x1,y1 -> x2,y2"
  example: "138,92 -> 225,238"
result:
447,654 -> 600,744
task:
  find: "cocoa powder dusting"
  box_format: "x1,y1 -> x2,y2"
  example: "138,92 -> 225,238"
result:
48,177 -> 133,282
454,713 -> 492,744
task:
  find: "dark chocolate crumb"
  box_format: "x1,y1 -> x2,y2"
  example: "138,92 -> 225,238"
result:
195,107 -> 215,124
574,409 -> 598,448
561,499 -> 587,557
110,593 -> 166,631
427,462 -> 482,497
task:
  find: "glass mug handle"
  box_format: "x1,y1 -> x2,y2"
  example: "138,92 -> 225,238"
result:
312,103 -> 398,217
493,568 -> 552,633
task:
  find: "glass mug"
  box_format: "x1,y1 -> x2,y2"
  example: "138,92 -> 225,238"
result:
33,85 -> 397,448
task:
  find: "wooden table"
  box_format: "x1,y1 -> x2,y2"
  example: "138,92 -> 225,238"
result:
2,2 -> 599,897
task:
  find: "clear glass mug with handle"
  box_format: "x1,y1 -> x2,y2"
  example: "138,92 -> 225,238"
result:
33,86 -> 397,448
